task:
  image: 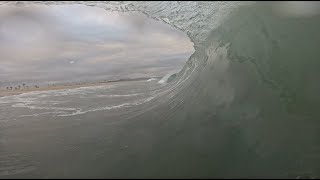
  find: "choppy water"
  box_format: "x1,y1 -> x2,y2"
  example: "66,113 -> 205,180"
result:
1,1 -> 320,178
0,81 -> 160,119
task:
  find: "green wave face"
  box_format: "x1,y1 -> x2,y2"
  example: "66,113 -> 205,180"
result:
1,1 -> 320,179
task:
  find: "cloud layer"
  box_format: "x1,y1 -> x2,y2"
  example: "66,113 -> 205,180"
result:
0,4 -> 193,85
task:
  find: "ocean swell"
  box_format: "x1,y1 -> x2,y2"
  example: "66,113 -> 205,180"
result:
1,1 -> 320,178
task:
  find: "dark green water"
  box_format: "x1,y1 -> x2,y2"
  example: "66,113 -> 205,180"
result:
1,2 -> 320,178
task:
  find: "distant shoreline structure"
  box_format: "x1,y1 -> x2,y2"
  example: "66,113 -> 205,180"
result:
0,76 -> 162,97
1,76 -> 162,89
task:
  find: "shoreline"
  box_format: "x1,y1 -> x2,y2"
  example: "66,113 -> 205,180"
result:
0,78 -> 159,98
0,83 -> 106,98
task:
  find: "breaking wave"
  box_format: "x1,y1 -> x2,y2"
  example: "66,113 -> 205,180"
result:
1,1 -> 320,178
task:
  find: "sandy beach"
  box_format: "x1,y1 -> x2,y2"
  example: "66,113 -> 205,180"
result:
0,77 -> 159,98
0,82 -> 112,98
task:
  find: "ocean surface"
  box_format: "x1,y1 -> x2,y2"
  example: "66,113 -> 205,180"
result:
0,79 -> 166,178
1,1 -> 320,178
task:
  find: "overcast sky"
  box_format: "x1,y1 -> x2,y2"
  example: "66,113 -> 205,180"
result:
0,4 -> 193,85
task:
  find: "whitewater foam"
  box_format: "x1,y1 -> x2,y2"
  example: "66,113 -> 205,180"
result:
95,93 -> 143,98
58,96 -> 155,117
1,1 -> 320,178
147,78 -> 157,82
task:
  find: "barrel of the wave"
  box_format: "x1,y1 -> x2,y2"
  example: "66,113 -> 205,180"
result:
158,2 -> 320,178
106,2 -> 320,178
1,1 -> 320,179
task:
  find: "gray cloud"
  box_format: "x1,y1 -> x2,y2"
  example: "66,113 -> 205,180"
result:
0,4 -> 193,86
